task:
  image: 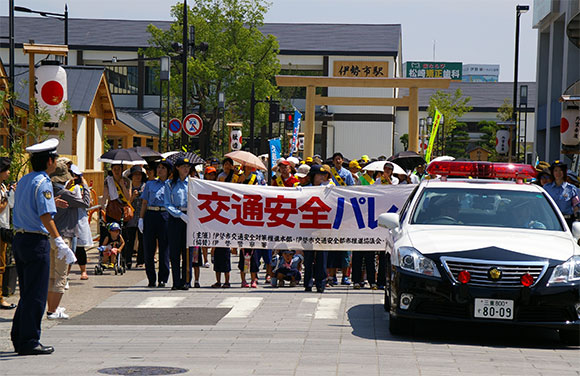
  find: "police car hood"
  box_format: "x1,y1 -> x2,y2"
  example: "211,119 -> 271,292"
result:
407,226 -> 577,262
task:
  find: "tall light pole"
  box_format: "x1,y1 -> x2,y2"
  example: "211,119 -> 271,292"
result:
512,4 -> 529,158
159,56 -> 170,152
181,0 -> 188,149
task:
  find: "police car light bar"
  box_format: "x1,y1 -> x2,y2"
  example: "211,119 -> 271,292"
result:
427,161 -> 537,180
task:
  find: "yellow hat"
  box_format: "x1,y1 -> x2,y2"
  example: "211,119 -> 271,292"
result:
305,156 -> 313,163
349,160 -> 361,169
361,155 -> 370,162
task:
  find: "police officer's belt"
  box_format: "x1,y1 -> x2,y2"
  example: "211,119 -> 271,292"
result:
13,229 -> 49,237
147,206 -> 166,211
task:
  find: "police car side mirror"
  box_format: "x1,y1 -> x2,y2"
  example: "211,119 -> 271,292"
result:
571,222 -> 580,239
378,213 -> 400,230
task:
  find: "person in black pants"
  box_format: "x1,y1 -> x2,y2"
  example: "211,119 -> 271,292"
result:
11,138 -> 76,355
352,251 -> 377,289
123,166 -> 147,269
138,159 -> 172,288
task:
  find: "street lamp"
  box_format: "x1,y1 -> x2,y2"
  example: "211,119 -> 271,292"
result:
512,4 -> 529,158
159,56 -> 170,152
14,4 -> 69,64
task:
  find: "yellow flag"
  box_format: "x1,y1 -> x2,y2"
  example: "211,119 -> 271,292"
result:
425,109 -> 442,163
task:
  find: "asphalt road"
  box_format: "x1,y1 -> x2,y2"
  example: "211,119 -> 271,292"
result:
0,248 -> 578,375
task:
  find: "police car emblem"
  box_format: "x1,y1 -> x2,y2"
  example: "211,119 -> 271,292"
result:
488,267 -> 502,281
43,191 -> 52,200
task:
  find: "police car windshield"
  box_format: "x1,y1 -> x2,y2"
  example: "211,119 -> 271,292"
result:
411,188 -> 564,231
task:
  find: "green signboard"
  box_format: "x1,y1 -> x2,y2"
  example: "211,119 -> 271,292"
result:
404,62 -> 462,81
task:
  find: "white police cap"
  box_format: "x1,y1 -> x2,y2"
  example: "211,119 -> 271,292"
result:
26,138 -> 59,155
70,164 -> 82,176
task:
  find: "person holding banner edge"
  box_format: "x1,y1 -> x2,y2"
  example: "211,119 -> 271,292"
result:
165,157 -> 194,290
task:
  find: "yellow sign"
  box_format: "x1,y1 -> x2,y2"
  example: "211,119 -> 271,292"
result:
333,61 -> 389,78
425,109 -> 442,163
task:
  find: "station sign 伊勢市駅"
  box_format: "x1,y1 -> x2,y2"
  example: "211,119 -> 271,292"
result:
404,61 -> 462,81
333,61 -> 389,78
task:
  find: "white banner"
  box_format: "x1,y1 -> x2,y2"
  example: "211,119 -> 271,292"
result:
187,180 -> 415,251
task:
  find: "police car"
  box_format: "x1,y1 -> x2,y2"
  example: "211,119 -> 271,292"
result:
378,161 -> 580,344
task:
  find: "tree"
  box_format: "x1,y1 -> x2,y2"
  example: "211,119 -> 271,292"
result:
478,120 -> 502,161
144,0 -> 280,157
427,88 -> 472,156
497,98 -> 513,122
445,122 -> 470,159
399,133 -> 408,151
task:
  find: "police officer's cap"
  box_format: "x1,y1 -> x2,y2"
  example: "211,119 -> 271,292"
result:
26,138 -> 59,156
158,158 -> 173,169
175,157 -> 194,167
550,160 -> 568,173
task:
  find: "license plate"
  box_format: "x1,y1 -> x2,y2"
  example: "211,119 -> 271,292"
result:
474,298 -> 514,320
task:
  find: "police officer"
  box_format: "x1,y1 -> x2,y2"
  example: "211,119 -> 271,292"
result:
138,158 -> 172,288
11,139 -> 75,355
544,160 -> 580,230
165,157 -> 193,290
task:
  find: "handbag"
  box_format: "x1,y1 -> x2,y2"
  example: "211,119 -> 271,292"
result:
122,204 -> 134,223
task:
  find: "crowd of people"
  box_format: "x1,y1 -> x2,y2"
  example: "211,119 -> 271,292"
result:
4,137 -> 580,355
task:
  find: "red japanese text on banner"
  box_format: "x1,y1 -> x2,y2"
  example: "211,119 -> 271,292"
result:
187,179 -> 414,251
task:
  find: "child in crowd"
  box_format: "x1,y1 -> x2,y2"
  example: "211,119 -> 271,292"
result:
100,222 -> 125,268
272,250 -> 303,287
238,249 -> 259,288
211,247 -> 232,288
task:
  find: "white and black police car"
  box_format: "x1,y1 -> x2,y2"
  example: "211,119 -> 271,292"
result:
378,161 -> 580,344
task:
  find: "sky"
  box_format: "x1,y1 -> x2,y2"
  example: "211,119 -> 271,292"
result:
7,0 -> 538,82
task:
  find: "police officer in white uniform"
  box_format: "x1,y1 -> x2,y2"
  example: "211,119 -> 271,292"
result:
10,139 -> 76,356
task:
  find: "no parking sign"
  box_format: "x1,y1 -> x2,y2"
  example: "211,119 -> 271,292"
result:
183,114 -> 203,137
168,118 -> 182,134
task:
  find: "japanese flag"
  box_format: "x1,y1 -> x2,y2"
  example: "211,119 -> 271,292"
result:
35,62 -> 67,124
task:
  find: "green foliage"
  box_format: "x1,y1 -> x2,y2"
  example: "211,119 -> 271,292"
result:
143,0 -> 280,157
399,133 -> 409,151
497,98 -> 513,122
477,120 -> 503,161
444,122 -> 470,159
427,88 -> 472,156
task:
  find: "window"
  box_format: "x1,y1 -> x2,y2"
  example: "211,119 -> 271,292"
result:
278,69 -> 324,99
105,66 -> 138,95
411,188 -> 563,231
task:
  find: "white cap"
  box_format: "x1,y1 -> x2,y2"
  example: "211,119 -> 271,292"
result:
26,138 -> 59,155
287,156 -> 300,167
295,164 -> 311,178
70,164 -> 82,176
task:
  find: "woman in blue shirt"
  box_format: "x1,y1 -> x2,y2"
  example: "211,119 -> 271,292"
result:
165,157 -> 194,290
543,160 -> 580,230
138,159 -> 172,288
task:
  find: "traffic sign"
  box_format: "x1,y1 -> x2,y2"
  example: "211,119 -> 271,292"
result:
183,114 -> 203,136
168,118 -> 182,134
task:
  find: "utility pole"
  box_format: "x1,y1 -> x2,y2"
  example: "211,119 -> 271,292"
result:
8,0 -> 15,152
249,83 -> 256,154
181,0 -> 188,149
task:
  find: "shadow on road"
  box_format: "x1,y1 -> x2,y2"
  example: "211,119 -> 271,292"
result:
347,304 -> 578,350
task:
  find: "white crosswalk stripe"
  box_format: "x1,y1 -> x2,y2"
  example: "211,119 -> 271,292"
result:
136,297 -> 185,308
218,297 -> 263,318
314,298 -> 341,319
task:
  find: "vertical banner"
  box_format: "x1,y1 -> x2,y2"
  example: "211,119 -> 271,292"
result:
289,110 -> 302,157
425,108 -> 442,163
268,138 -> 281,175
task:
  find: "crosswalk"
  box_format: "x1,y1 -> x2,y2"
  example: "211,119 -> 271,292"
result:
127,296 -> 343,320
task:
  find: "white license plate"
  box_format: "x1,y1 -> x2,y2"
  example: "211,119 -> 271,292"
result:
474,298 -> 514,320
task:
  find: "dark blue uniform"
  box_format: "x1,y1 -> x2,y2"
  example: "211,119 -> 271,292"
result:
11,171 -> 56,353
303,251 -> 328,292
140,179 -> 170,286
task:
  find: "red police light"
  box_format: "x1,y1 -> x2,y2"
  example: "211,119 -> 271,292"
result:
458,270 -> 471,284
427,161 -> 536,181
520,273 -> 534,287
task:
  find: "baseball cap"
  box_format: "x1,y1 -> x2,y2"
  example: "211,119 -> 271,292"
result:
205,166 -> 217,174
277,157 -> 291,166
295,164 -> 311,178
349,160 -> 361,169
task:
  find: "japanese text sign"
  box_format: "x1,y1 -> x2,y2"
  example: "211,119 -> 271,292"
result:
333,61 -> 389,78
405,61 -> 462,81
187,180 -> 415,251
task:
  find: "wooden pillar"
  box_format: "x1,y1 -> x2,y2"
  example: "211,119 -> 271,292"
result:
408,87 -> 419,152
304,85 -> 316,158
28,53 -> 35,127
71,114 -> 78,155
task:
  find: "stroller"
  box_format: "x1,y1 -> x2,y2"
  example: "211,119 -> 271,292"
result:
94,222 -> 126,275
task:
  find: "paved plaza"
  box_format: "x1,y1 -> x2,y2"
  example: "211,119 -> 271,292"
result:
0,255 -> 578,376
